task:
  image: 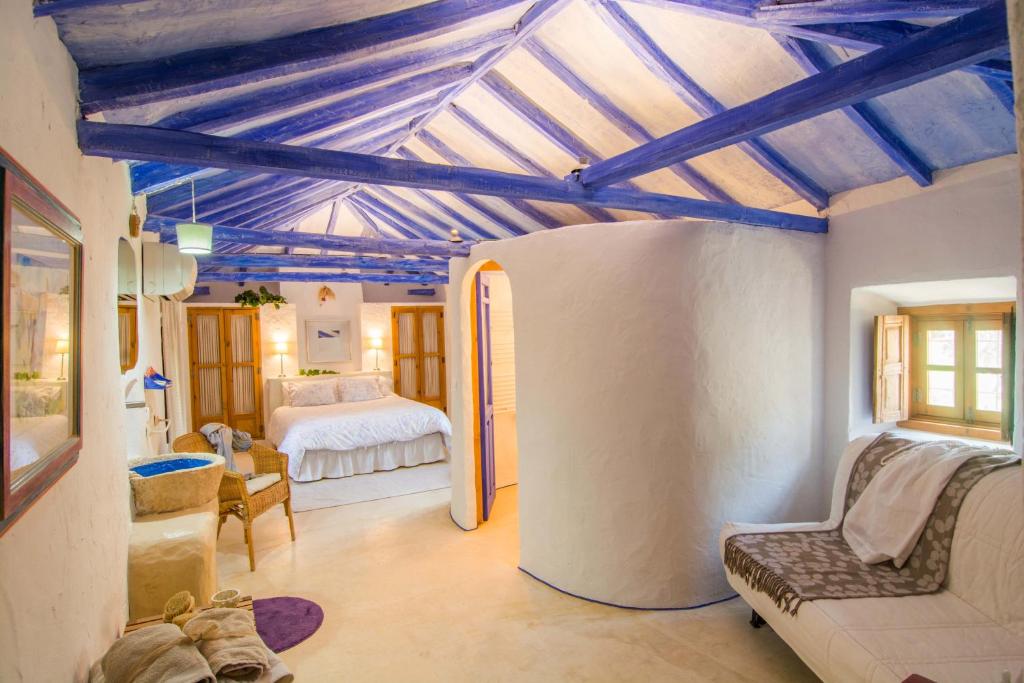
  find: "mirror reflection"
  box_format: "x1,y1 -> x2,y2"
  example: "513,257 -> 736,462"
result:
117,238 -> 138,374
9,201 -> 77,485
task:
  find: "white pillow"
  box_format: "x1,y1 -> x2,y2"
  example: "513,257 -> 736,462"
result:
13,384 -> 61,417
375,374 -> 394,396
338,376 -> 384,402
285,380 -> 338,408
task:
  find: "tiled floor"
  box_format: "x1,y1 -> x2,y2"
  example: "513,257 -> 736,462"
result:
218,485 -> 818,682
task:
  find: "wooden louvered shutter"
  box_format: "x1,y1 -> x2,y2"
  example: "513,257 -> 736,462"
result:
391,306 -> 446,412
224,308 -> 263,437
873,314 -> 911,423
189,308 -> 229,429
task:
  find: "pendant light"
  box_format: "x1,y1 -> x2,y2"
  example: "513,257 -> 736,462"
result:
175,179 -> 213,255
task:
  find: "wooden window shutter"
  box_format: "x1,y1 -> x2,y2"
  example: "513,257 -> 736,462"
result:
1000,312 -> 1015,442
873,314 -> 911,423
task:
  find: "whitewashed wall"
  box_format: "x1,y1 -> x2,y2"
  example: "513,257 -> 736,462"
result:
823,155 -> 1023,491
280,281 -> 364,373
0,1 -> 133,679
447,220 -> 824,607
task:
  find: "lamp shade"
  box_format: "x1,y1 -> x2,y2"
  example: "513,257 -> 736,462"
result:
273,341 -> 288,354
369,337 -> 384,350
55,338 -> 70,354
175,222 -> 213,255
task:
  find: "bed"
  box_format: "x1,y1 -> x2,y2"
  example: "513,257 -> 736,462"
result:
265,374 -> 451,482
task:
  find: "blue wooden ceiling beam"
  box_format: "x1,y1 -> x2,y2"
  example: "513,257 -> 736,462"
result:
152,30 -> 511,132
80,121 -> 826,232
344,199 -> 387,239
198,271 -> 448,285
368,186 -> 499,241
145,214 -> 471,257
33,0 -> 138,16
522,38 -> 736,204
619,1 -> 1012,81
579,3 -> 1009,188
76,0 -> 526,112
772,34 -> 933,186
589,0 -> 829,208
355,193 -> 449,240
197,253 -> 447,273
128,69 -> 462,193
403,186 -> 503,240
447,104 -> 618,223
350,194 -> 443,241
417,130 -> 544,234
234,184 -> 361,233
752,1 -> 983,25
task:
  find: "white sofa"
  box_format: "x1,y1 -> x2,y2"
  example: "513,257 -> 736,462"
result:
720,435 -> 1024,683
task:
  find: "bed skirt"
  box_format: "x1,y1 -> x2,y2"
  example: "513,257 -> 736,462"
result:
290,433 -> 448,482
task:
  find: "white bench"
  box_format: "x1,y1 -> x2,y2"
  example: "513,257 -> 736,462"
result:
720,435 -> 1024,683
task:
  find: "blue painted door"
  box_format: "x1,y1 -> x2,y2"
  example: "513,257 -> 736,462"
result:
476,272 -> 497,521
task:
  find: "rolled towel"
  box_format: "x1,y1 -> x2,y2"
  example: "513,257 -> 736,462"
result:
102,623 -> 215,683
184,608 -> 270,679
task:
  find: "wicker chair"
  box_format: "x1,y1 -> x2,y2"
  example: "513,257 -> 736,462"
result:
172,433 -> 296,571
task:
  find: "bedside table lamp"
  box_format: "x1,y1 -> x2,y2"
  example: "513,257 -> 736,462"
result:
55,338 -> 70,380
369,336 -> 383,372
273,341 -> 288,378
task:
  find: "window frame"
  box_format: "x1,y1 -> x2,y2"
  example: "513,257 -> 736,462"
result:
898,302 -> 1014,442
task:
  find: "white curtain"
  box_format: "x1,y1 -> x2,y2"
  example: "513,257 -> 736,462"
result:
160,299 -> 192,441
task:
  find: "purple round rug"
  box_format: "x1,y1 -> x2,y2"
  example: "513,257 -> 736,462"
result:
253,597 -> 324,653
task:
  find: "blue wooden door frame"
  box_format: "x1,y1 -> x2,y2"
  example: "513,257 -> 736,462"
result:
476,271 -> 497,521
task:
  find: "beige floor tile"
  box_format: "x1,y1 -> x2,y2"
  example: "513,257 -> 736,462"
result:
217,484 -> 818,682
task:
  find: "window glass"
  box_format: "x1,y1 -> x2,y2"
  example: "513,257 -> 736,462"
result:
975,330 -> 1002,369
927,370 -> 956,407
927,329 -> 955,366
976,373 -> 1002,412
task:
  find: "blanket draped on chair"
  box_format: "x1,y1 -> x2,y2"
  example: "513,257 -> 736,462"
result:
723,433 -> 1019,615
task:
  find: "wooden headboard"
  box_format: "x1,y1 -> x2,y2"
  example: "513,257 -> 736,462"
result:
263,371 -> 393,422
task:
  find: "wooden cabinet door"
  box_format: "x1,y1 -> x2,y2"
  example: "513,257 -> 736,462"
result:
224,308 -> 263,437
187,307 -> 264,437
391,306 -> 446,412
188,308 -> 229,429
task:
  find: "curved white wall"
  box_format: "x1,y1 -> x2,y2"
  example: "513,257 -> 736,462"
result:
447,220 -> 824,608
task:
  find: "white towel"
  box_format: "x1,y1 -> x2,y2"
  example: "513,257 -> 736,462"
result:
843,440 -> 980,567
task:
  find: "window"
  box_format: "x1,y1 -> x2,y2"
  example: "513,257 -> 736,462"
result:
873,303 -> 1014,442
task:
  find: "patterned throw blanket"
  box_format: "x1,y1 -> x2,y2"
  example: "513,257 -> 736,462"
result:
723,433 -> 1019,615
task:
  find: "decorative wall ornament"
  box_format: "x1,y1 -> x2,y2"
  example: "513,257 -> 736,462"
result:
317,286 -> 335,305
305,319 -> 351,363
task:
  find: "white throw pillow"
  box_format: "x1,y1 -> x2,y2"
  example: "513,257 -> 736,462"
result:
338,376 -> 384,402
13,384 -> 61,417
287,380 -> 338,408
375,374 -> 394,396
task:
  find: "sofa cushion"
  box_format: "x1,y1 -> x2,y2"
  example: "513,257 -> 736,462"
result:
245,473 -> 281,495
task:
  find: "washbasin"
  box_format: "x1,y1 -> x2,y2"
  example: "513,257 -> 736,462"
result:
128,453 -> 225,516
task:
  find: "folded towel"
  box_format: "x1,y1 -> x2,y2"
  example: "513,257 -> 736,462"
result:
102,623 -> 215,683
217,649 -> 294,683
184,608 -> 269,679
843,440 -> 985,567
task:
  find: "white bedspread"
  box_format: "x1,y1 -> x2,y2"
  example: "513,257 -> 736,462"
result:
268,395 -> 452,480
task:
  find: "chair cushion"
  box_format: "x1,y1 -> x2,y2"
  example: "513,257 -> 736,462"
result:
246,473 -> 282,495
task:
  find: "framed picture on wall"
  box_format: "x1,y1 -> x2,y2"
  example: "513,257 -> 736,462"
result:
305,319 -> 351,363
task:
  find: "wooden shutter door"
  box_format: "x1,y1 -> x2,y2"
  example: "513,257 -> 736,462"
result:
188,308 -> 229,429
873,314 -> 911,423
392,308 -> 420,401
224,308 -> 263,438
419,307 -> 446,411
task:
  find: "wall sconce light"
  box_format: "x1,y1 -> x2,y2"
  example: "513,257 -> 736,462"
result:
369,336 -> 383,372
175,179 -> 213,255
55,338 -> 70,381
273,341 -> 288,378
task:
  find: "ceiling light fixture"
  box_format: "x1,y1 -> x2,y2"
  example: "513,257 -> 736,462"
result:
175,179 -> 212,255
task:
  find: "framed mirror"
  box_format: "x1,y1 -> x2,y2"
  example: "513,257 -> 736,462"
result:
1,147 -> 83,535
117,238 -> 138,374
